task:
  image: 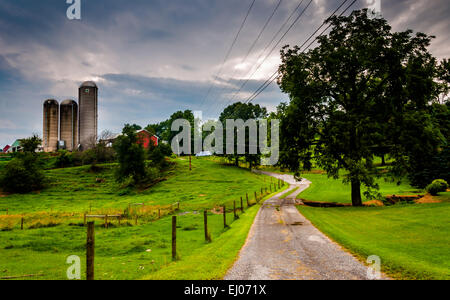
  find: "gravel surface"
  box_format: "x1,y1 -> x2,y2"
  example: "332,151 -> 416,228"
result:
225,171 -> 388,280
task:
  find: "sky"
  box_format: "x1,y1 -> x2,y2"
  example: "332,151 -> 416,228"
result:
0,0 -> 449,147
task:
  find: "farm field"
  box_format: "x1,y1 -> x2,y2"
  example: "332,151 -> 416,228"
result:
0,158 -> 283,280
1,158 -> 272,214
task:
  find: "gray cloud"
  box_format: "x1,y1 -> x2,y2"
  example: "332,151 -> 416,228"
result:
0,0 -> 448,146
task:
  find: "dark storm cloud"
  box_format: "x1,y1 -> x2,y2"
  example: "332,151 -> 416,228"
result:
0,0 -> 449,146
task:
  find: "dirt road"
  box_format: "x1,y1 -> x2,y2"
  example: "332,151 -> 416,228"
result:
225,171 -> 385,280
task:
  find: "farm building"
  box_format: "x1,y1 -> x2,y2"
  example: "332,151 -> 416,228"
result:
137,130 -> 159,149
102,129 -> 158,150
9,140 -> 23,153
2,145 -> 10,153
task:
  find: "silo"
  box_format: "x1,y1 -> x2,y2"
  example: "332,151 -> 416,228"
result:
43,99 -> 59,152
60,99 -> 78,151
78,81 -> 98,150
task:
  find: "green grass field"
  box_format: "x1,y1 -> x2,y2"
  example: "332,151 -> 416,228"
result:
0,158 -> 273,214
297,173 -> 450,279
0,158 -> 284,280
298,174 -> 421,204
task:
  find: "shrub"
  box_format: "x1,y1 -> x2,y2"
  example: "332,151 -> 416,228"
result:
0,154 -> 45,193
426,179 -> 449,196
55,150 -> 73,168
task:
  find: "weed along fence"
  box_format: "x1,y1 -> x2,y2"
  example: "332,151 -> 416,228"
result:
0,180 -> 288,233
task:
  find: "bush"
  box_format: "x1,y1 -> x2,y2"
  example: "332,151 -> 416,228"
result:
426,179 -> 449,196
55,150 -> 73,168
0,154 -> 45,193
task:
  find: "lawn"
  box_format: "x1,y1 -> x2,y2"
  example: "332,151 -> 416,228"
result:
296,173 -> 450,280
299,202 -> 450,280
0,158 -> 282,280
298,174 -> 421,204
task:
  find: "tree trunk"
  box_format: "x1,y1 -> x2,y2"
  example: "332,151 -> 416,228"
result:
351,179 -> 363,207
235,157 -> 239,167
381,155 -> 386,166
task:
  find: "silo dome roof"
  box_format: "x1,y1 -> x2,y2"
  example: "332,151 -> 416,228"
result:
44,99 -> 59,105
80,81 -> 97,88
61,99 -> 77,105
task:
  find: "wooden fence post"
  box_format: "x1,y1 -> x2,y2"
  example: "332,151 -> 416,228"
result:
177,202 -> 180,211
172,216 -> 177,261
240,197 -> 244,212
254,192 -> 257,204
223,206 -> 227,228
21,217 -> 24,230
204,211 -> 209,242
86,222 -> 95,281
158,209 -> 161,219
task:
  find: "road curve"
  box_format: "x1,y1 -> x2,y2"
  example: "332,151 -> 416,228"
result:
224,171 -> 384,280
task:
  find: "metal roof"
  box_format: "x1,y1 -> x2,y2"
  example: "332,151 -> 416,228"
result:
44,99 -> 59,105
80,81 -> 97,88
61,99 -> 77,105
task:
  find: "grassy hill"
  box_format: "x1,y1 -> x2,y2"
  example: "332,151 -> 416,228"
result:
0,158 -> 283,280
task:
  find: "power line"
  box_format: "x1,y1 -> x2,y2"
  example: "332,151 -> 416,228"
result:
227,0 -> 313,105
207,0 -> 284,113
199,0 -> 256,110
243,0 -> 358,105
210,0 -> 315,118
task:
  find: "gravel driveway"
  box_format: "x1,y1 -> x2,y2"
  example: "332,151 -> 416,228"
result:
224,171 -> 386,280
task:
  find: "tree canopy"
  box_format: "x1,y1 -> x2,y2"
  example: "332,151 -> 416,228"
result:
219,102 -> 267,168
278,10 -> 448,206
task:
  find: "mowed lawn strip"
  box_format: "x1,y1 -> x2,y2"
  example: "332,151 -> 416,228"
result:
143,204 -> 260,280
298,202 -> 450,280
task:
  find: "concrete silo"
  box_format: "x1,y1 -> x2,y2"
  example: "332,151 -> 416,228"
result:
43,99 -> 59,152
78,81 -> 98,150
60,99 -> 78,151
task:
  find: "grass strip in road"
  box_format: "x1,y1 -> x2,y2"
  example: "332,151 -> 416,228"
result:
280,187 -> 299,199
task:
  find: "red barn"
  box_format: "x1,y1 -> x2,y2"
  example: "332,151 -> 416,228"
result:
2,145 -> 11,153
136,130 -> 159,150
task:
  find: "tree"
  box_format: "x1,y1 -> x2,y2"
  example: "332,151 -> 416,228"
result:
113,124 -> 147,184
278,10 -> 447,206
0,153 -> 45,193
21,134 -> 42,153
219,102 -> 267,168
